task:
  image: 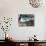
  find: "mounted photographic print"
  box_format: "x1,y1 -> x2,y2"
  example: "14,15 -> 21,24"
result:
18,14 -> 34,26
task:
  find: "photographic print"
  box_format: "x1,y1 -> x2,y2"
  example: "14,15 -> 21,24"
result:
18,14 -> 34,26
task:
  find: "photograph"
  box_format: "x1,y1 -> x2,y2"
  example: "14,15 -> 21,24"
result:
18,14 -> 34,26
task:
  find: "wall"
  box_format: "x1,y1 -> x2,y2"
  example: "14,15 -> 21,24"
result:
0,0 -> 46,40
